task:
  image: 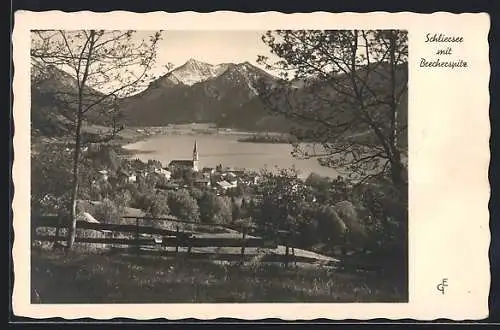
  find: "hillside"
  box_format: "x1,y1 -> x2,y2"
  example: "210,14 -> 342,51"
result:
275,62 -> 409,148
31,64 -> 115,138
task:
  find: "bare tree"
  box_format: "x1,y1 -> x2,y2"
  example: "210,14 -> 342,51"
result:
257,30 -> 408,195
31,30 -> 162,249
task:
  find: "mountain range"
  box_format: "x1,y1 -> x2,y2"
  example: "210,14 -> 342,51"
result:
31,58 -> 408,144
117,59 -> 290,132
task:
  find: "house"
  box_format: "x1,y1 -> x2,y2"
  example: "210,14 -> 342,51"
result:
218,171 -> 237,184
154,167 -> 172,180
225,172 -> 238,183
231,170 -> 245,177
216,180 -> 238,191
239,173 -> 260,185
211,172 -> 224,181
117,169 -> 137,183
168,140 -> 200,172
128,173 -> 137,183
98,169 -> 109,181
77,211 -> 100,224
202,167 -> 215,177
193,178 -> 211,188
248,174 -> 260,185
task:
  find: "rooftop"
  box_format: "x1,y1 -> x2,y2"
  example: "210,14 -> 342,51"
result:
169,160 -> 195,166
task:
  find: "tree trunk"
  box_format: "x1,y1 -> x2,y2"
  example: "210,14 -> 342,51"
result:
67,114 -> 83,250
67,31 -> 95,250
386,30 -> 408,199
389,31 -> 398,149
390,156 -> 405,185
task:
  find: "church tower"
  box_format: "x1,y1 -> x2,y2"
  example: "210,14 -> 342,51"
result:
192,140 -> 199,172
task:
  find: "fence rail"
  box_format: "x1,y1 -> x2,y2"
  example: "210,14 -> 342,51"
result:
33,216 -> 192,239
33,234 -> 278,249
32,215 -> 315,268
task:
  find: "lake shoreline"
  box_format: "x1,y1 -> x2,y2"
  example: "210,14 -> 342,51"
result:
32,123 -> 342,179
237,133 -> 297,144
120,123 -> 292,152
121,127 -> 341,179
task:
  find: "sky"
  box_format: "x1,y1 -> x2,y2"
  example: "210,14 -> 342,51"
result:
133,30 -> 282,77
31,30 -> 284,95
32,30 -> 401,94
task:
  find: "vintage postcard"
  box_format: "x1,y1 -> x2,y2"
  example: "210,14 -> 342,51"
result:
12,11 -> 490,320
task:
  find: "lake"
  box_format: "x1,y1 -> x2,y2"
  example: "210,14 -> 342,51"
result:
122,132 -> 339,178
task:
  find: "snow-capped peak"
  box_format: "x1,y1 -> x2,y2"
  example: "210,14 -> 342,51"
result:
168,59 -> 223,86
159,59 -> 277,88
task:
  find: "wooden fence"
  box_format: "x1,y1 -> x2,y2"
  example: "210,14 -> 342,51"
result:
32,215 -> 309,268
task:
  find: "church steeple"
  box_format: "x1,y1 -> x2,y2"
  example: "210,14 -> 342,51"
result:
193,140 -> 199,162
192,140 -> 199,172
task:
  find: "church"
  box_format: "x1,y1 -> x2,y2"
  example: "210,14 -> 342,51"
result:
168,140 -> 200,172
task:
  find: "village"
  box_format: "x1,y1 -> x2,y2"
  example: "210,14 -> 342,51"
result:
33,137 -> 365,255
93,140 -> 261,197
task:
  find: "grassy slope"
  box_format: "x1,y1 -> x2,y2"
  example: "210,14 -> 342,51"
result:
31,249 -> 406,303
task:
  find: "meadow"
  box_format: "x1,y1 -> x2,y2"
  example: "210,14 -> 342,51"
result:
31,247 -> 406,303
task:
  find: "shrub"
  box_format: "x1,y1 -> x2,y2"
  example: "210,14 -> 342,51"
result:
198,192 -> 232,225
142,192 -> 170,218
315,205 -> 348,244
333,201 -> 368,251
92,198 -> 120,224
167,189 -> 200,222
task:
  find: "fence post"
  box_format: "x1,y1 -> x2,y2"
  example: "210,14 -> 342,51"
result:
284,230 -> 293,269
284,243 -> 289,269
135,217 -> 140,256
53,216 -> 61,246
187,233 -> 192,255
240,228 -> 246,266
175,225 -> 179,254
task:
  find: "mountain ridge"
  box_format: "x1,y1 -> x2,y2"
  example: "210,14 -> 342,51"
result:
118,59 -> 286,131
139,59 -> 277,93
31,58 -> 408,142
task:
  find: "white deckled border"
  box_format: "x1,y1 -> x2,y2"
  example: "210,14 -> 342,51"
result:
12,10 -> 491,320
